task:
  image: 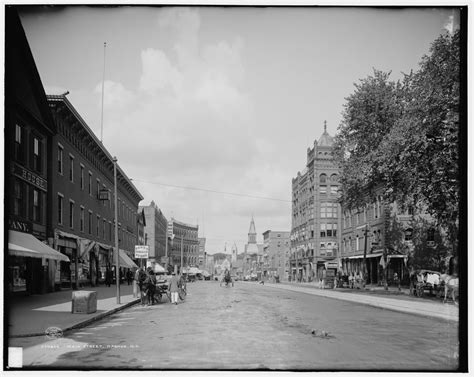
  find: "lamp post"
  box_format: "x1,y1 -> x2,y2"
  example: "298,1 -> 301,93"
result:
113,157 -> 120,304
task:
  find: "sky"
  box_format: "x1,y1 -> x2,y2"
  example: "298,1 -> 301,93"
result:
18,5 -> 460,255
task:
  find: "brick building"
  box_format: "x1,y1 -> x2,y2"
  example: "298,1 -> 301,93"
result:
290,122 -> 341,283
47,94 -> 143,288
5,8 -> 69,295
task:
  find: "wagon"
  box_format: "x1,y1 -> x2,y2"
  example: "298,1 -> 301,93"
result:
409,269 -> 443,298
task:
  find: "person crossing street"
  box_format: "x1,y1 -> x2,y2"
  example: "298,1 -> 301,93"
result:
168,272 -> 180,305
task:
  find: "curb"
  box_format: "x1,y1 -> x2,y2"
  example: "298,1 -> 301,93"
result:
264,284 -> 459,323
9,298 -> 141,338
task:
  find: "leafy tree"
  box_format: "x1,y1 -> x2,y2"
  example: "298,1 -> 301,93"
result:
334,30 -> 461,255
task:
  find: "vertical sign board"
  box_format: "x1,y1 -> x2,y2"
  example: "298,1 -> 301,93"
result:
134,245 -> 149,259
167,221 -> 174,239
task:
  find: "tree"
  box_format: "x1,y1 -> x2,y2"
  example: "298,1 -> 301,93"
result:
334,30 -> 461,252
383,30 -> 461,247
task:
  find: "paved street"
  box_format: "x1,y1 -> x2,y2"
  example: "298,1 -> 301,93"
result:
10,281 -> 458,370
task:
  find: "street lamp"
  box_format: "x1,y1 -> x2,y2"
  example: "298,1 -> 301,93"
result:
113,157 -> 120,304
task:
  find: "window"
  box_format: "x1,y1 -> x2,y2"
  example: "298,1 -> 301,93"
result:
319,174 -> 327,183
58,194 -> 63,225
88,211 -> 93,234
96,179 -> 100,199
80,207 -> 85,232
88,172 -> 92,195
15,124 -> 25,162
32,189 -> 41,222
13,179 -> 25,217
405,228 -> 413,241
330,174 -> 338,182
57,144 -> 63,174
320,202 -> 338,218
69,155 -> 74,182
69,200 -> 74,228
33,137 -> 42,173
330,185 -> 338,195
103,219 -> 106,239
320,223 -> 337,237
97,215 -> 100,237
319,185 -> 327,195
80,165 -> 84,190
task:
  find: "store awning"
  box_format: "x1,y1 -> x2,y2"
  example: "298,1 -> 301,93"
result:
117,249 -> 138,269
8,230 -> 70,262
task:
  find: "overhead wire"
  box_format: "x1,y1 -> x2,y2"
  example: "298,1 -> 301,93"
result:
131,178 -> 291,203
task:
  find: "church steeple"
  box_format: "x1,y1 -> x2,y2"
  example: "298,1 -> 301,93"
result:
248,216 -> 257,244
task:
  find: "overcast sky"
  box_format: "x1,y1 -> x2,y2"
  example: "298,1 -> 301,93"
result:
19,5 -> 458,255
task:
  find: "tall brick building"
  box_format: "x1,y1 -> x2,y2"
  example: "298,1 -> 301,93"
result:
290,122 -> 341,283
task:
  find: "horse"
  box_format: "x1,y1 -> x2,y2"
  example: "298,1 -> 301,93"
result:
440,274 -> 459,305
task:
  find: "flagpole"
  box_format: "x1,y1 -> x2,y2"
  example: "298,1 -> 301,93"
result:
100,42 -> 106,143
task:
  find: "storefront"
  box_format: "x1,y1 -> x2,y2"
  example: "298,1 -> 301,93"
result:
8,230 -> 70,294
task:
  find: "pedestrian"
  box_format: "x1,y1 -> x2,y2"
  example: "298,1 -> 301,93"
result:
135,267 -> 147,306
145,268 -> 157,306
168,272 -> 180,305
127,269 -> 133,285
105,268 -> 112,287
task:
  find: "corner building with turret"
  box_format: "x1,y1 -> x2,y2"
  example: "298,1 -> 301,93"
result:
290,122 -> 341,284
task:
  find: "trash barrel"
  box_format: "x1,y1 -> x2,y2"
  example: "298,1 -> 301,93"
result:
71,290 -> 97,314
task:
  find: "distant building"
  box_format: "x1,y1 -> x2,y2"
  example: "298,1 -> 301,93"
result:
169,218 -> 199,273
290,122 -> 341,283
139,201 -> 167,265
262,230 -> 290,281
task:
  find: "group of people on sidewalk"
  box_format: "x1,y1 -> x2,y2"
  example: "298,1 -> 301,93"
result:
134,267 -> 183,306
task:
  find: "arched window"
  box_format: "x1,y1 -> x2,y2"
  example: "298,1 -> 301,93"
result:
331,174 -> 338,182
319,174 -> 327,183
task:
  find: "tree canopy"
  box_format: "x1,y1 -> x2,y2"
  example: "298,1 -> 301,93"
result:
334,30 -> 461,244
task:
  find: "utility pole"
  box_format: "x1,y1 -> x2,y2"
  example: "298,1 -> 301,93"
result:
180,235 -> 184,274
113,157 -> 120,304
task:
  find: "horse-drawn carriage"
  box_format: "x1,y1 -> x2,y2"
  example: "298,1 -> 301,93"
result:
409,269 -> 458,304
409,269 -> 443,298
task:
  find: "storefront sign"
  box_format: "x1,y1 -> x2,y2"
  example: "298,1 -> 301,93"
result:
134,245 -> 149,259
8,218 -> 32,233
12,163 -> 47,191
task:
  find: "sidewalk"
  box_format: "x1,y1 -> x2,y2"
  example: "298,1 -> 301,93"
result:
267,281 -> 459,322
6,284 -> 141,338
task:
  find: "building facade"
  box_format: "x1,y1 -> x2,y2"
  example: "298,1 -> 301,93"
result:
47,94 -> 144,288
168,218 -> 199,273
140,201 -> 167,266
262,230 -> 290,281
290,122 -> 341,283
5,8 -> 69,295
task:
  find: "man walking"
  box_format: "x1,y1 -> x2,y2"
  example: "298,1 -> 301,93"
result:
168,272 -> 180,305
